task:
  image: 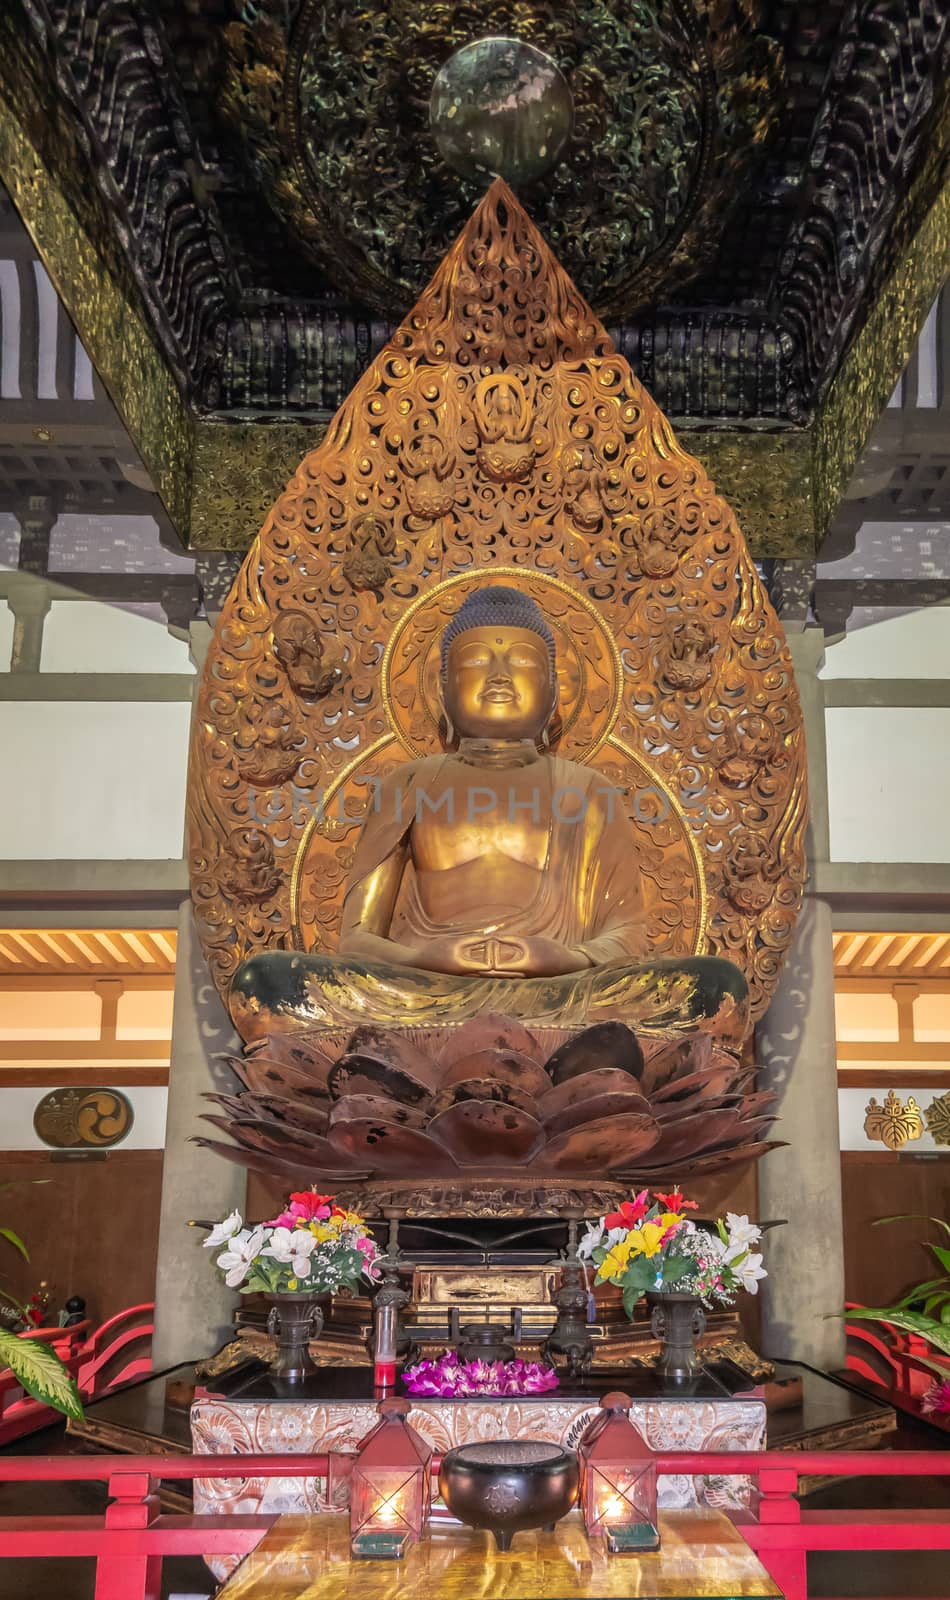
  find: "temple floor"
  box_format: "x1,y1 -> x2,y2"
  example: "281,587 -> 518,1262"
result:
2,1405 -> 948,1599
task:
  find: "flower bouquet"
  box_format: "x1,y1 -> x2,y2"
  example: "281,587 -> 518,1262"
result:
203,1189 -> 379,1296
578,1188 -> 767,1315
403,1350 -> 559,1398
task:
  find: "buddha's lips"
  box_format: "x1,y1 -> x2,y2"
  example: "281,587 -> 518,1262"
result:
480,686 -> 517,703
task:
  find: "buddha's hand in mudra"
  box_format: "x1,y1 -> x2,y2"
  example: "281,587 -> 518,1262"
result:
410,934 -> 591,978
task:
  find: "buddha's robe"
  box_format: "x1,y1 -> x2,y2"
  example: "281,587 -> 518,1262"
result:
230,754 -> 748,1045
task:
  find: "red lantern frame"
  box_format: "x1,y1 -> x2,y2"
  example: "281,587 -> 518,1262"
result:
577,1391 -> 659,1552
349,1397 -> 433,1558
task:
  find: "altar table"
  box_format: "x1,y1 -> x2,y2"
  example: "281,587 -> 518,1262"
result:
192,1376 -> 765,1521
215,1510 -> 782,1599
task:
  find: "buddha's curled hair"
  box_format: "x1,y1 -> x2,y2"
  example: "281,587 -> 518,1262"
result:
439,585 -> 557,679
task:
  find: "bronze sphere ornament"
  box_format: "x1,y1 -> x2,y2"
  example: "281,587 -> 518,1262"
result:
429,39 -> 573,186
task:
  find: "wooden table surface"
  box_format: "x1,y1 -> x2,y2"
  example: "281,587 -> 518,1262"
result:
217,1510 -> 782,1599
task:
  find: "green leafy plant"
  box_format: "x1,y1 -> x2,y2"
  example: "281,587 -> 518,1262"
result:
845,1214 -> 950,1376
0,1185 -> 83,1421
0,1325 -> 84,1420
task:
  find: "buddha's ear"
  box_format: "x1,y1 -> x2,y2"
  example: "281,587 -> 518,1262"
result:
436,681 -> 456,749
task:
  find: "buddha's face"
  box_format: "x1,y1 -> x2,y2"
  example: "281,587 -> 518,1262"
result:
443,625 -> 556,742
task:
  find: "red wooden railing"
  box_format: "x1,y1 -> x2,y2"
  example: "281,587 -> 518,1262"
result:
845,1302 -> 950,1434
0,1449 -> 948,1599
0,1302 -> 153,1446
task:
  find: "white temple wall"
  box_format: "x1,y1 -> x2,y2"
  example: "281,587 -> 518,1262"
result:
0,510 -> 195,862
0,700 -> 191,859
824,706 -> 950,863
41,598 -> 193,673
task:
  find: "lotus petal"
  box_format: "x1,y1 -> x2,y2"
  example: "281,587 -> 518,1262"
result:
640,1036 -> 714,1096
427,1101 -> 546,1167
329,1095 -> 429,1131
199,1114 -> 367,1172
345,1023 -> 434,1079
651,1062 -> 740,1104
627,1140 -> 781,1180
205,1090 -> 261,1120
328,1118 -> 459,1173
193,1136 -> 369,1183
538,1068 -> 650,1121
545,1022 -> 643,1086
246,1032 -> 337,1077
216,1053 -> 256,1090
431,1077 -> 541,1118
437,1014 -> 543,1066
542,1112 -> 659,1173
251,1093 -> 331,1137
207,1090 -> 332,1137
329,1056 -> 435,1107
654,1090 -> 740,1123
238,1055 -> 331,1100
439,1047 -> 551,1099
542,1089 -> 654,1139
637,1107 -> 750,1166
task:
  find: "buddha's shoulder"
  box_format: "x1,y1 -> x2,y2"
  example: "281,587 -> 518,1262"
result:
547,754 -> 602,791
378,753 -> 446,789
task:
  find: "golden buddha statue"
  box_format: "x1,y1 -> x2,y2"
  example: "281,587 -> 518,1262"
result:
231,587 -> 748,1047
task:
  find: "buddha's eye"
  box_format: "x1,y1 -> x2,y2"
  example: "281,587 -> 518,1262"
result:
459,651 -> 492,668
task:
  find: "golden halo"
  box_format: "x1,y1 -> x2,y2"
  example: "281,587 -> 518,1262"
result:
380,565 -> 623,760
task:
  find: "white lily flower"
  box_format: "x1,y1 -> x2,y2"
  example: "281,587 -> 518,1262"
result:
723,1213 -> 761,1261
262,1227 -> 317,1279
577,1222 -> 605,1260
262,1226 -> 296,1265
730,1251 -> 767,1294
216,1226 -> 267,1289
203,1209 -> 243,1249
289,1229 -> 317,1279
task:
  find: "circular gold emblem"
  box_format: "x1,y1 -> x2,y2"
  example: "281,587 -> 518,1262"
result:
33,1088 -> 134,1150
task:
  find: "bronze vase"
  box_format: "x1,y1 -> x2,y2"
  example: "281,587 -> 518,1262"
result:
265,1293 -> 326,1382
645,1291 -> 705,1383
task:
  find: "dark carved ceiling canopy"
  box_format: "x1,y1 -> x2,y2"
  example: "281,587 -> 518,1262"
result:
0,0 -> 948,553
219,0 -> 783,319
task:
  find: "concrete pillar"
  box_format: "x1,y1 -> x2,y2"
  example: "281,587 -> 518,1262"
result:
756,896 -> 846,1366
151,618 -> 243,1368
5,573 -> 51,672
755,623 -> 846,1368
151,899 -> 245,1369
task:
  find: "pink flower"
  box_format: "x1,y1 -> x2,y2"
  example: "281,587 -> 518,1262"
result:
402,1351 -> 559,1398
921,1377 -> 950,1417
267,1209 -> 299,1229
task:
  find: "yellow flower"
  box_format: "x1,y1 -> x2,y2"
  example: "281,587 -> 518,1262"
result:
595,1236 -> 634,1282
626,1221 -> 667,1258
288,1277 -> 298,1291
657,1211 -> 684,1232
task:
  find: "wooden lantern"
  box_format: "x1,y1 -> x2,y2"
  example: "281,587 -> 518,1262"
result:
577,1391 -> 659,1552
350,1396 -> 432,1558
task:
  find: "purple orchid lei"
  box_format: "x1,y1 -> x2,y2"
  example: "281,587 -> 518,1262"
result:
402,1350 -> 559,1397
921,1377 -> 950,1418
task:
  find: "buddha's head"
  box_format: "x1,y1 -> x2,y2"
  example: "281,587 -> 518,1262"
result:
440,586 -> 557,743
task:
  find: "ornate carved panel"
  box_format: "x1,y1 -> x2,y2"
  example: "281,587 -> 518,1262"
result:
188,181 -> 807,1027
